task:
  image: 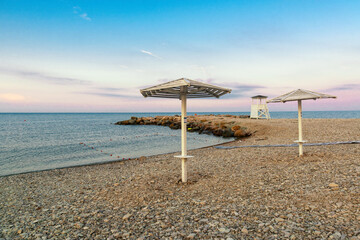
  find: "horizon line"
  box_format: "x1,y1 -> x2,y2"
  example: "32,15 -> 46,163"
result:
1,110 -> 359,114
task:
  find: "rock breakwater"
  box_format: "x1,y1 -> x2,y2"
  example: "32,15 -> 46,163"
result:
115,114 -> 251,139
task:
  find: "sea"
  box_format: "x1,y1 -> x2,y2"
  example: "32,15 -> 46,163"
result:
1,111 -> 359,177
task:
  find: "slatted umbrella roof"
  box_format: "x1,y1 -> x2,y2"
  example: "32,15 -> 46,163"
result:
140,78 -> 232,99
267,89 -> 336,103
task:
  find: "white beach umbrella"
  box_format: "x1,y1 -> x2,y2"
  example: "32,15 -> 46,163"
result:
267,89 -> 336,156
140,78 -> 232,182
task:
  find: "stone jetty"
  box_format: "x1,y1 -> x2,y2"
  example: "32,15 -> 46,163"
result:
115,114 -> 251,138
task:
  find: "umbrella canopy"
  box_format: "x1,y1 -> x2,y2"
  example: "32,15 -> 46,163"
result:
251,95 -> 268,99
267,89 -> 336,156
140,78 -> 231,99
140,78 -> 231,182
267,89 -> 336,103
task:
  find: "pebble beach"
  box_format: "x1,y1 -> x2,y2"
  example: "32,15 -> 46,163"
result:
1,118 -> 359,239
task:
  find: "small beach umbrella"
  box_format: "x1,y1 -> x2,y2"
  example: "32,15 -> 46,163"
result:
140,78 -> 231,182
267,89 -> 336,156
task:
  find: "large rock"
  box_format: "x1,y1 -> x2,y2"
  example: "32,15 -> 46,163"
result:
222,129 -> 233,138
231,125 -> 241,132
234,129 -> 246,138
169,123 -> 180,129
213,129 -> 223,136
198,127 -> 204,134
200,125 -> 213,135
192,126 -> 200,131
120,120 -> 129,125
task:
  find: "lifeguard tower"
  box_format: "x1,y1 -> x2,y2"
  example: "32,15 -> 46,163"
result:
250,95 -> 270,119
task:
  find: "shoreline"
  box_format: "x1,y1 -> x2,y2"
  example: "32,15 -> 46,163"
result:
1,117 -> 359,178
1,118 -> 359,239
0,139 -> 238,178
4,137 -> 360,178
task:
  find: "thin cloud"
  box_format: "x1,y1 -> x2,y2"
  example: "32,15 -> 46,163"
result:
204,79 -> 262,89
81,86 -> 144,99
136,79 -> 174,89
73,6 -> 91,21
95,87 -> 129,92
80,13 -> 91,21
140,50 -> 162,59
223,82 -> 265,91
0,93 -> 25,102
0,67 -> 92,85
326,83 -> 360,92
200,79 -> 266,99
73,6 -> 80,14
79,92 -> 141,99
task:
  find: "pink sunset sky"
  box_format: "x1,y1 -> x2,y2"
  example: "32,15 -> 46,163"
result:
1,1 -> 359,112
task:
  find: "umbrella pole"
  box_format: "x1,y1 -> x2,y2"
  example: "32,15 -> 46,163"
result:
298,100 -> 303,156
181,93 -> 187,182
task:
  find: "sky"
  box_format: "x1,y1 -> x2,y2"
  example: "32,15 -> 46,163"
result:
0,0 -> 359,112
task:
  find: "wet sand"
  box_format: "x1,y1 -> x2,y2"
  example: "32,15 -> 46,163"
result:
1,118 -> 359,239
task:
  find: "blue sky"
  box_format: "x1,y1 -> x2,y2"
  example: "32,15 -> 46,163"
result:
0,0 -> 359,112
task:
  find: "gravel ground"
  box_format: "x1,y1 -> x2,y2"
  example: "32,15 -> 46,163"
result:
1,118 -> 359,239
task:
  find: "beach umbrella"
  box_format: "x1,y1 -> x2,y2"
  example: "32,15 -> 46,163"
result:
267,89 -> 336,156
140,78 -> 231,182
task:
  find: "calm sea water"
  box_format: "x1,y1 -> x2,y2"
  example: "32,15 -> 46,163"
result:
0,111 -> 359,176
